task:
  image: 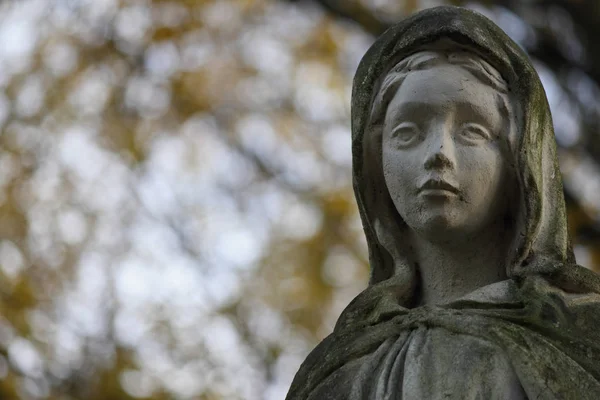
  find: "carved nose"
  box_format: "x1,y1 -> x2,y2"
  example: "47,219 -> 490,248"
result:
424,132 -> 455,171
424,151 -> 454,170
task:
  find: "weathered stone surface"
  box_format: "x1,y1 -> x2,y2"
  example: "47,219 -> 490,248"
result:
286,6 -> 600,400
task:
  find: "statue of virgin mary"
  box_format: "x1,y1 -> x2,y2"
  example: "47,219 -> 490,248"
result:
286,6 -> 600,400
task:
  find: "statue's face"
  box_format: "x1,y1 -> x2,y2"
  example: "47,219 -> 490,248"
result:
382,64 -> 511,242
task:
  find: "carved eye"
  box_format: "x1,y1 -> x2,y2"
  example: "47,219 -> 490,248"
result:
390,122 -> 420,147
458,123 -> 492,144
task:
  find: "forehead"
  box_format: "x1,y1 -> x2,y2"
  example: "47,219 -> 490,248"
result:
383,64 -> 507,132
389,64 -> 500,112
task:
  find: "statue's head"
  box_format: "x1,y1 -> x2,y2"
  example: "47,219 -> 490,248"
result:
373,46 -> 518,245
352,6 -> 573,293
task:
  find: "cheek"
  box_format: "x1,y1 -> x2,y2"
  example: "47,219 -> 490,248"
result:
382,148 -> 419,201
460,147 -> 505,200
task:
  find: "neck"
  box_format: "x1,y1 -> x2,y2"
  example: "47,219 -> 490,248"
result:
412,219 -> 511,306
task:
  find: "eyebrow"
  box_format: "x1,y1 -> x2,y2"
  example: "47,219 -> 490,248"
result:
387,100 -> 497,125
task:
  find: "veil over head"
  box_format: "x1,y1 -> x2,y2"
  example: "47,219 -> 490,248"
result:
352,5 -> 574,294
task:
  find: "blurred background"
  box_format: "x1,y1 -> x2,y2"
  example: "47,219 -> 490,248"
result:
0,0 -> 598,398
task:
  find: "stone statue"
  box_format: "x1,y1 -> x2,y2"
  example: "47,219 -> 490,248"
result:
286,6 -> 600,400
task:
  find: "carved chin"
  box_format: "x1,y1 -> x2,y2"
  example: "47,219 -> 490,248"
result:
404,205 -> 472,241
414,214 -> 458,238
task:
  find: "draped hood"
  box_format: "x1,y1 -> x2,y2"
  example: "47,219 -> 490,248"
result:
287,6 -> 600,400
353,5 -> 576,291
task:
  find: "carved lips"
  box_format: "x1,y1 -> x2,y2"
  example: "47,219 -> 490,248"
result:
418,178 -> 460,196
